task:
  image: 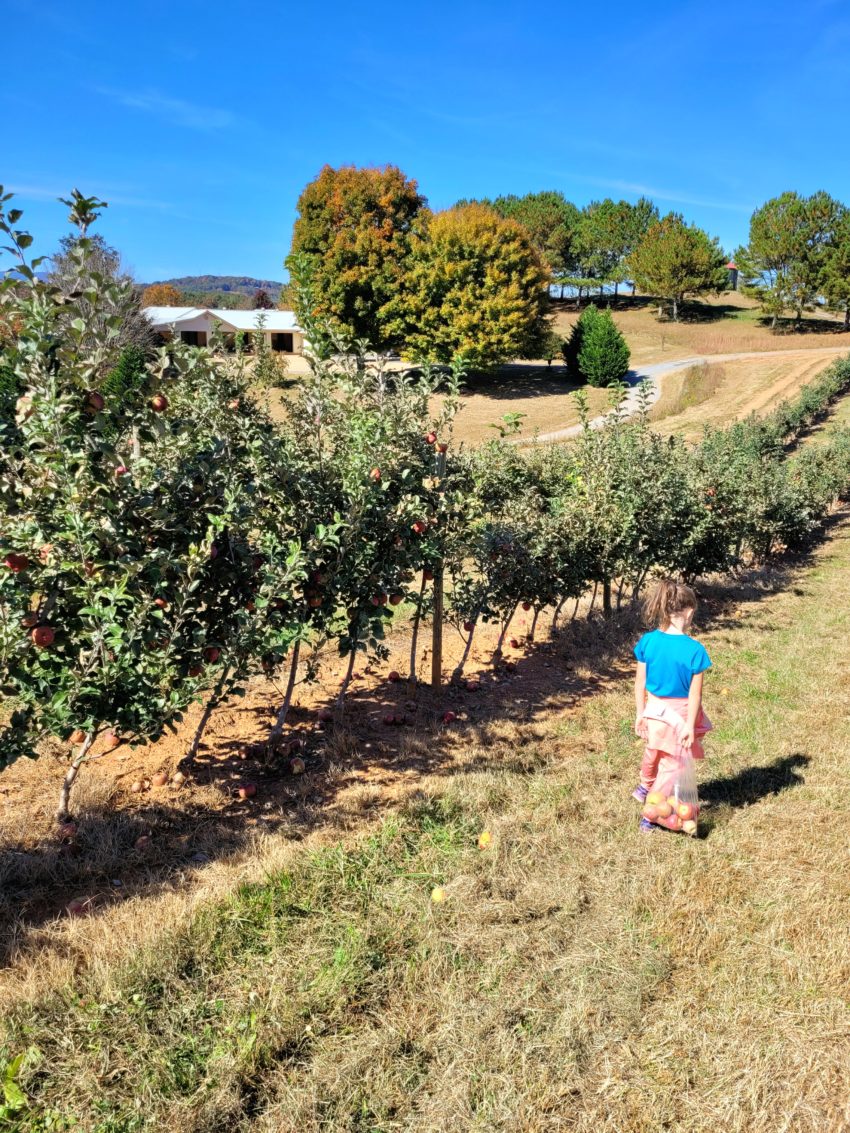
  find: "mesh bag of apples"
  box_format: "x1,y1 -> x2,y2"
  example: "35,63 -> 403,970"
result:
642,751 -> 699,835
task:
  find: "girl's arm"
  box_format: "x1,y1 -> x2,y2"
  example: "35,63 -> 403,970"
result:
681,671 -> 704,750
634,661 -> 648,737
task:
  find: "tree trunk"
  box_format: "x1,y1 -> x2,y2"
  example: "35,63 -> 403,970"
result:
588,581 -> 599,613
185,665 -> 232,766
57,732 -> 95,822
616,578 -> 626,610
451,623 -> 476,682
844,306 -> 849,330
529,607 -> 540,642
493,604 -> 518,662
551,596 -> 567,631
336,644 -> 358,712
771,312 -> 778,330
672,296 -> 678,322
269,640 -> 301,744
602,577 -> 612,617
407,575 -> 427,684
614,281 -> 619,296
571,595 -> 582,622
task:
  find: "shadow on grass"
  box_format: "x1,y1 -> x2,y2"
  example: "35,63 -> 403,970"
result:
696,753 -> 810,839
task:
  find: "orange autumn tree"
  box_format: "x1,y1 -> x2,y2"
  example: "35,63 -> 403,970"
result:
287,164 -> 426,349
141,282 -> 183,306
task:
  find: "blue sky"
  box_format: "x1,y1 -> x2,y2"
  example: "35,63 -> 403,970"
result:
3,0 -> 849,281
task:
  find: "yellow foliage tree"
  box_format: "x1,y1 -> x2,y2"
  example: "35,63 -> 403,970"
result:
392,204 -> 551,370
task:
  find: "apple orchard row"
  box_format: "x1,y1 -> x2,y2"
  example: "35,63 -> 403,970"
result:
2,191 -> 850,817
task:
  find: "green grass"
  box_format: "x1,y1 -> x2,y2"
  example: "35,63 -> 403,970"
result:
4,529 -> 850,1130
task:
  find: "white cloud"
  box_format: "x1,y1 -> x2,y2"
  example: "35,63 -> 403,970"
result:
96,87 -> 240,132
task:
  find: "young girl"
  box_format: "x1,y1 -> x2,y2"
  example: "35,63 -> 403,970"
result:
633,579 -> 712,833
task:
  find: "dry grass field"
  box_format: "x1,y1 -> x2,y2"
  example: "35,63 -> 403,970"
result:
3,513 -> 850,1129
4,301 -> 850,1130
265,294 -> 850,446
649,349 -> 848,439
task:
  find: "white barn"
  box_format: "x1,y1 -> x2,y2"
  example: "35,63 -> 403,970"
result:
144,306 -> 305,359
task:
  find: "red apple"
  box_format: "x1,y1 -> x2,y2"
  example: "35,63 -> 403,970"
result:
4,553 -> 29,573
227,397 -> 241,410
85,391 -> 105,413
188,664 -> 203,677
289,756 -> 305,775
66,896 -> 95,917
509,638 -> 520,649
151,771 -> 168,788
389,593 -> 404,606
425,431 -> 437,445
387,670 -> 401,683
238,783 -> 257,799
69,728 -> 86,745
465,679 -> 481,692
370,467 -> 381,482
209,544 -> 219,560
172,771 -> 186,786
153,597 -> 169,610
438,442 -> 448,453
58,821 -> 78,840
411,521 -> 425,535
31,625 -> 55,648
114,465 -> 128,479
423,568 -> 434,581
521,602 -> 532,612
308,596 -> 322,608
130,780 -> 143,793
442,710 -> 457,723
103,731 -> 121,751
150,394 -> 169,413
204,646 -> 221,663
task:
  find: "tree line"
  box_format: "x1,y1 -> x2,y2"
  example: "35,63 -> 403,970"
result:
4,188 -> 850,820
286,167 -> 850,368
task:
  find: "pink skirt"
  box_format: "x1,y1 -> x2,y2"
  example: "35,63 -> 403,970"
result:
641,695 -> 712,760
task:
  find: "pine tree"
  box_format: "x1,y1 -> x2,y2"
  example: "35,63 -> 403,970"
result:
577,308 -> 631,387
562,303 -> 601,379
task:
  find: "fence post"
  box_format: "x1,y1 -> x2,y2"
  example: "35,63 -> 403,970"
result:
431,447 -> 447,690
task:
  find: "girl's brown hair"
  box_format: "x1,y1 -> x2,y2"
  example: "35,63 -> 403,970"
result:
643,578 -> 697,629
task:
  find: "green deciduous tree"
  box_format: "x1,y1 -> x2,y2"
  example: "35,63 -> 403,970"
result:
286,164 -> 425,349
391,203 -> 551,371
629,213 -> 727,320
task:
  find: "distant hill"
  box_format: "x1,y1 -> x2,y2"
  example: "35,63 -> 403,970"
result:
143,276 -> 286,310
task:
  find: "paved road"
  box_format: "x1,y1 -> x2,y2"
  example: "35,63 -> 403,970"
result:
524,346 -> 850,445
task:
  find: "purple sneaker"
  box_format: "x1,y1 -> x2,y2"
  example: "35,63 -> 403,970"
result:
638,817 -> 658,834
632,784 -> 648,803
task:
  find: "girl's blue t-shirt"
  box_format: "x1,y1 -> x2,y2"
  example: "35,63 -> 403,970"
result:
634,629 -> 711,698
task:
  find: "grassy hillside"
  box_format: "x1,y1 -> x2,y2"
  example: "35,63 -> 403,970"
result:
3,510 -> 850,1130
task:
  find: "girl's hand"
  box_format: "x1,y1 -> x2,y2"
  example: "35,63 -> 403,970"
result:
635,715 -> 648,740
680,724 -> 695,750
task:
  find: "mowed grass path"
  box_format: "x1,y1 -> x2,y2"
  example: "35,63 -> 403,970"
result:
3,526 -> 850,1130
